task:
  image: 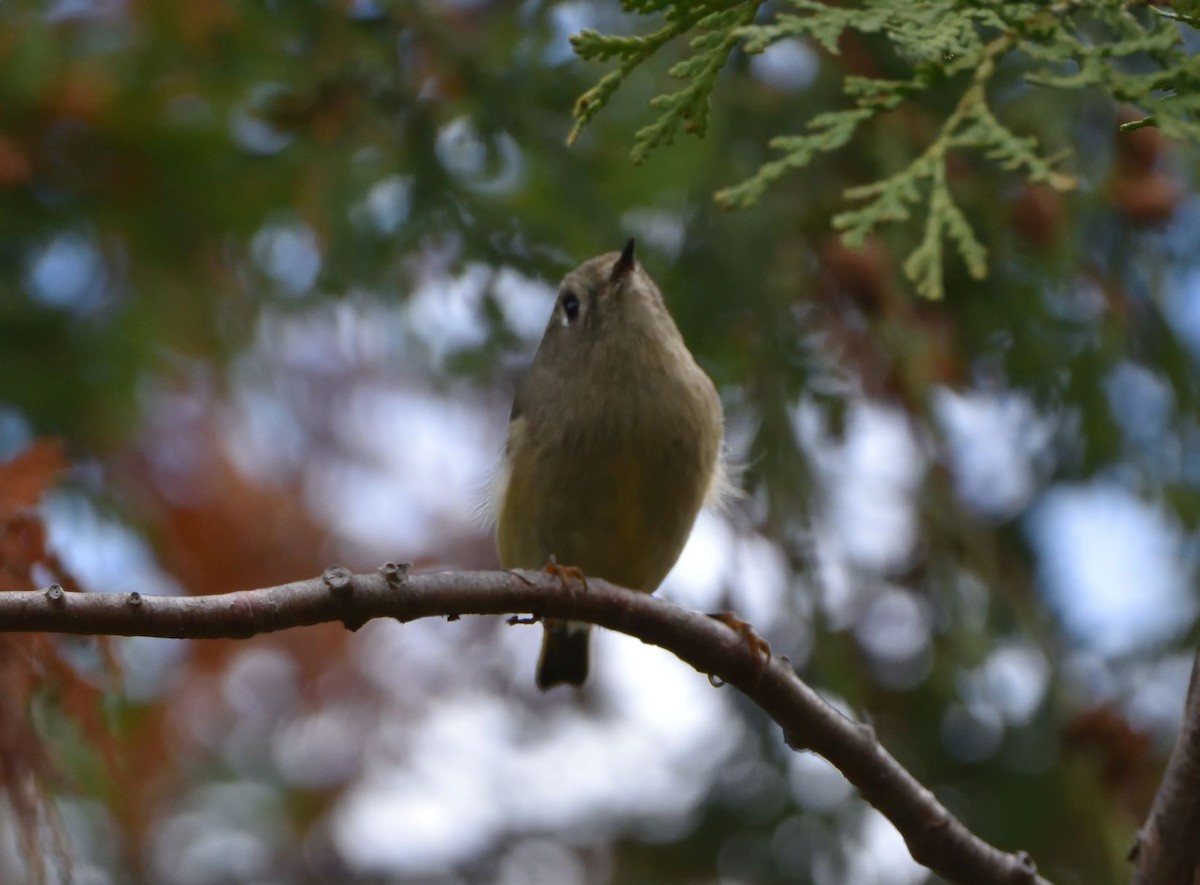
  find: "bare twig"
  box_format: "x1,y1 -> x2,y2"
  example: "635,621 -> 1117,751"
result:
0,568 -> 1049,885
1131,648 -> 1200,885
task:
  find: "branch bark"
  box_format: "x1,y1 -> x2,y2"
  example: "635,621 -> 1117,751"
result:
2,567 -> 1049,885
1131,647 -> 1200,885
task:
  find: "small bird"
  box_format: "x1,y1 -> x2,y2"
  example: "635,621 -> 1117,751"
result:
493,240 -> 727,689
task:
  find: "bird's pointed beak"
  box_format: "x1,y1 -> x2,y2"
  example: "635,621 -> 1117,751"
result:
610,238 -> 636,281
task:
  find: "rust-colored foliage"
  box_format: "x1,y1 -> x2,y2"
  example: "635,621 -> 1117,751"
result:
0,136 -> 30,189
817,236 -> 964,409
103,410 -> 362,870
1010,184 -> 1066,251
1108,109 -> 1181,224
0,440 -> 118,881
1064,704 -> 1159,823
0,441 -> 66,525
146,427 -> 356,680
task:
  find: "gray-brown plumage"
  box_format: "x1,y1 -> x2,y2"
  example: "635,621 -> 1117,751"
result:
492,240 -> 727,689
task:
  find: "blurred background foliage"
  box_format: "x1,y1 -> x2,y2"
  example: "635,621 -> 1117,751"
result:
1,1 -> 1199,883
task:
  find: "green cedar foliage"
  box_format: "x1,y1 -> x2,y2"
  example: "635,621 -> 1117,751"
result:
569,0 -> 1200,299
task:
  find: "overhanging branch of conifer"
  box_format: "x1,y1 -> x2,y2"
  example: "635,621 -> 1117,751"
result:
568,0 -> 1200,300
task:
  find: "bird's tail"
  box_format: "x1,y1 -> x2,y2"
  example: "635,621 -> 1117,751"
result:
536,621 -> 591,689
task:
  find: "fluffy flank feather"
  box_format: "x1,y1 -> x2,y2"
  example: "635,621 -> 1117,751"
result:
704,448 -> 743,513
473,445 -> 512,529
475,416 -> 528,530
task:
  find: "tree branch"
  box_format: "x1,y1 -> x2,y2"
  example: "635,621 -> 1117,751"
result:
1,567 -> 1048,885
1131,647 -> 1200,885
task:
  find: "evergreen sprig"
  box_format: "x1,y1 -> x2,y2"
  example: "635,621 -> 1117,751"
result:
568,2 -> 761,154
569,0 -> 1200,300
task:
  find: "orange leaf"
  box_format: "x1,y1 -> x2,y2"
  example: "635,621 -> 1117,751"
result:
0,440 -> 67,522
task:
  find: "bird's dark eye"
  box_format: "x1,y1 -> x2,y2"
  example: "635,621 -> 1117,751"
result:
560,291 -> 580,323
